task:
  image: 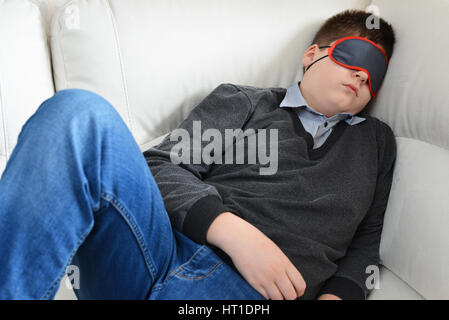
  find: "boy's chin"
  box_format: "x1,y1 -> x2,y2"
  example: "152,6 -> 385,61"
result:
326,101 -> 353,116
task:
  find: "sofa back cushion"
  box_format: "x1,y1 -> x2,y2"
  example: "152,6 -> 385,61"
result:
0,0 -> 54,176
368,0 -> 449,299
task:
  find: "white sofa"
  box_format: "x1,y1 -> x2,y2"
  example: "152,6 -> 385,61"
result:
1,0 -> 448,300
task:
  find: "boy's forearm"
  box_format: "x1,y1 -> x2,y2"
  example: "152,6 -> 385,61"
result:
206,211 -> 308,301
206,211 -> 247,251
206,211 -> 269,255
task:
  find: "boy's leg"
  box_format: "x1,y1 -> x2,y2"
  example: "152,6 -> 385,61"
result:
0,89 -> 197,299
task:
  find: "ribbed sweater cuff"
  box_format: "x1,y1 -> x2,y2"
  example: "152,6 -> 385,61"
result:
183,195 -> 229,244
318,276 -> 366,300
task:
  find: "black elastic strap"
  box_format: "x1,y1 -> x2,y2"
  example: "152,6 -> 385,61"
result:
305,54 -> 328,72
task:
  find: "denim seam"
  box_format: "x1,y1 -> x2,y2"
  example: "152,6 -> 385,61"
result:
41,224 -> 93,300
165,245 -> 206,277
176,261 -> 224,280
100,192 -> 157,282
151,246 -> 205,291
151,246 -> 223,292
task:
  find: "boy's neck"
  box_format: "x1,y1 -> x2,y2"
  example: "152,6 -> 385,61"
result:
298,82 -> 336,118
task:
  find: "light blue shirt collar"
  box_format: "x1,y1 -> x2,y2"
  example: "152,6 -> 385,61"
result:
279,82 -> 365,126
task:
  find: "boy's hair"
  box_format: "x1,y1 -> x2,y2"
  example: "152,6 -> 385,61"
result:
303,9 -> 396,73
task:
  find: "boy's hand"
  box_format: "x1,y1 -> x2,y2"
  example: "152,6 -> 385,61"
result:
317,294 -> 342,300
207,212 -> 306,300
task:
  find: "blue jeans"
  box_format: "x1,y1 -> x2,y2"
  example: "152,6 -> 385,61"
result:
0,89 -> 265,300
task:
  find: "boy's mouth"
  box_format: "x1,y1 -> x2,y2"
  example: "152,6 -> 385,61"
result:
343,84 -> 358,97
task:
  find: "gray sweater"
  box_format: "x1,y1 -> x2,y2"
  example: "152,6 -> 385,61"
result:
143,83 -> 397,300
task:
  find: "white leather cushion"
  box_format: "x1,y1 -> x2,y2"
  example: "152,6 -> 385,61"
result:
0,0 -> 54,177
50,0 -> 371,148
54,275 -> 77,300
139,133 -> 168,153
369,0 -> 449,151
0,155 -> 5,176
368,265 -> 424,300
365,0 -> 449,300
379,137 -> 449,299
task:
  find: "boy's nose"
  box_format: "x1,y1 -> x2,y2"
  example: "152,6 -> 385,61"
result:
354,70 -> 369,84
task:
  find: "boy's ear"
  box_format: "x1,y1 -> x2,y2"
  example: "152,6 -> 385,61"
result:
302,44 -> 320,71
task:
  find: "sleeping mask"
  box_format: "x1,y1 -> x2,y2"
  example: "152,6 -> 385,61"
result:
305,36 -> 389,97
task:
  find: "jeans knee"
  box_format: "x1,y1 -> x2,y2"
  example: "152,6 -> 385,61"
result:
16,89 -> 129,153
36,88 -> 120,126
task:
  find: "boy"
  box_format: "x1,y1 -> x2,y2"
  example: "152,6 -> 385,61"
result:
0,9 -> 396,300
